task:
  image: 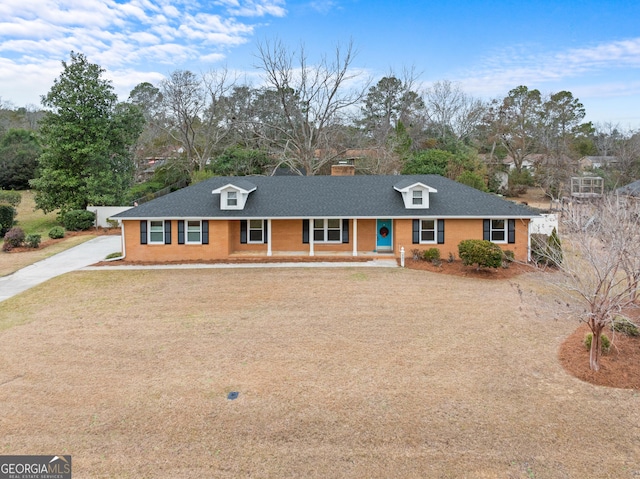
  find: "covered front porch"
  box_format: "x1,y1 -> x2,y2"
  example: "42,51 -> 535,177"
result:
232,217 -> 398,258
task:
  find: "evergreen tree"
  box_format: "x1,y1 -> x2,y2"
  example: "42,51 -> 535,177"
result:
30,52 -> 144,213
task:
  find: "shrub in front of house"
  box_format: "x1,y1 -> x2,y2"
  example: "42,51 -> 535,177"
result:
48,226 -> 65,239
502,249 -> 515,268
2,227 -> 25,251
422,248 -> 441,263
458,239 -> 504,269
62,210 -> 95,231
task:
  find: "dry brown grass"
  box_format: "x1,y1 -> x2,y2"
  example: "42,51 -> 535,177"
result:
0,267 -> 639,478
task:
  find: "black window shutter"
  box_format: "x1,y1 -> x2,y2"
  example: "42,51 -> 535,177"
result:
437,219 -> 445,244
140,220 -> 147,245
177,220 -> 185,244
164,220 -> 171,244
302,219 -> 309,244
412,219 -> 419,244
508,219 -> 516,244
240,220 -> 247,244
202,220 -> 209,244
263,220 -> 268,244
483,219 -> 490,241
342,219 -> 349,243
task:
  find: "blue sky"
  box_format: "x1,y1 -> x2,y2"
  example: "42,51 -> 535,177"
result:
1,0 -> 640,128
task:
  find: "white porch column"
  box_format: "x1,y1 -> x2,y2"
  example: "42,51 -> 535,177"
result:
267,218 -> 272,256
352,218 -> 358,256
309,218 -> 314,256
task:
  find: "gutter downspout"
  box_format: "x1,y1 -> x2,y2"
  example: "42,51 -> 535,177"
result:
104,218 -> 126,262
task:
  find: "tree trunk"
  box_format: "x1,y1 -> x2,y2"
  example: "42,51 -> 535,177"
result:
589,323 -> 603,371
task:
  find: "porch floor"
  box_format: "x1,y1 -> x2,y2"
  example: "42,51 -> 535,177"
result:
229,250 -> 396,259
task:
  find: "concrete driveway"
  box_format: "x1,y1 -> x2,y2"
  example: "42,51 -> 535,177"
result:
0,235 -> 121,303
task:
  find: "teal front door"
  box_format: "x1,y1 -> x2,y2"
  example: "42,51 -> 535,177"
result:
376,219 -> 392,252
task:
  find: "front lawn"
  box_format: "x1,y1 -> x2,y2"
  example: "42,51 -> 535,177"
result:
0,267 -> 637,477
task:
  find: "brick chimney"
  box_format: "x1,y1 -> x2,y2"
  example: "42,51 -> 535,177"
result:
331,161 -> 355,176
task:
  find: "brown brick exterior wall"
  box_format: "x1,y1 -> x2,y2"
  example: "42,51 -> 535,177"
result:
122,217 -> 531,262
393,218 -> 531,262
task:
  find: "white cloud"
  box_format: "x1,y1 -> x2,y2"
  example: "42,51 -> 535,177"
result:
455,37 -> 640,99
214,0 -> 286,17
309,1 -> 339,14
0,0 -> 289,106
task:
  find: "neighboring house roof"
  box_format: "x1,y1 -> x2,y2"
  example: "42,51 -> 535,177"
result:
580,156 -> 619,169
113,174 -> 539,220
616,179 -> 640,197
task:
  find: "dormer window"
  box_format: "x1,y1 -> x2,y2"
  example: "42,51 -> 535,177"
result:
212,180 -> 257,210
394,180 -> 437,209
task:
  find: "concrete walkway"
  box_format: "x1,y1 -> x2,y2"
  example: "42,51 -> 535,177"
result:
0,235 -> 121,303
83,258 -> 399,270
0,236 -> 398,303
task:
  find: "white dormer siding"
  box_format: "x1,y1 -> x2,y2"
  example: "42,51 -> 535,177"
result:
212,181 -> 257,210
393,181 -> 437,209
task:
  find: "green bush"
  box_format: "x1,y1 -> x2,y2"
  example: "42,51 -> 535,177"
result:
48,226 -> 65,239
422,248 -> 441,262
611,316 -> 639,337
62,210 -> 95,231
456,171 -> 488,192
2,227 -> 25,251
458,239 -> 504,269
584,333 -> 611,353
0,204 -> 16,237
24,234 -> 41,248
105,252 -> 122,259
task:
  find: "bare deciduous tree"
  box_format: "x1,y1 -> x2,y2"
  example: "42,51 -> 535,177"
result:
160,69 -> 235,172
423,80 -> 485,143
254,39 -> 366,175
550,195 -> 640,371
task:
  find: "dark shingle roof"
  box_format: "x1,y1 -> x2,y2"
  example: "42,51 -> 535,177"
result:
114,175 -> 539,219
616,179 -> 640,197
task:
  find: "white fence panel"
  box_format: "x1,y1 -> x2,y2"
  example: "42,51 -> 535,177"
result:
530,214 -> 558,236
87,206 -> 132,227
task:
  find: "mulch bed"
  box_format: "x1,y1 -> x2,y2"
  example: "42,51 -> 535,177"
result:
558,322 -> 640,390
403,257 -> 536,279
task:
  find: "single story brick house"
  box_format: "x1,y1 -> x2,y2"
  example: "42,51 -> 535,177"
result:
112,166 -> 540,263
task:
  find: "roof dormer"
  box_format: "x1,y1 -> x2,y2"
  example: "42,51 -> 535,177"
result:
212,180 -> 257,210
394,180 -> 437,209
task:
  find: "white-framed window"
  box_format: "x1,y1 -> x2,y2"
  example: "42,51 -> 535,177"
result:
313,218 -> 342,243
420,219 -> 436,243
412,189 -> 423,206
490,219 -> 507,243
187,220 -> 202,243
227,191 -> 237,206
248,219 -> 264,243
149,220 -> 164,244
